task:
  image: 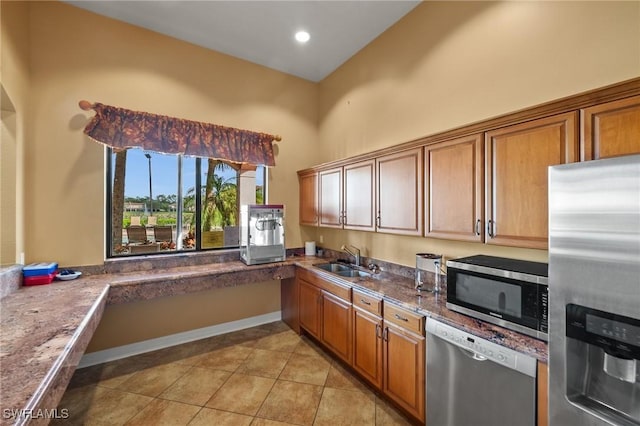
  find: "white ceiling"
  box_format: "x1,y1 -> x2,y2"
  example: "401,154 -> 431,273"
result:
66,1 -> 421,82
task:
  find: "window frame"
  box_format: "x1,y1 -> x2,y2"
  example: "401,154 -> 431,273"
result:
105,148 -> 267,259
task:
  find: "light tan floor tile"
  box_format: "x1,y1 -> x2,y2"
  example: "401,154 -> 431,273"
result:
251,418 -> 300,426
253,329 -> 302,352
189,407 -> 253,426
293,337 -> 333,362
236,348 -> 291,378
324,362 -> 371,394
278,353 -> 330,386
256,380 -> 323,426
205,373 -> 275,416
58,322 -> 412,426
150,338 -> 224,366
117,362 -> 191,397
54,385 -> 153,425
375,397 -> 413,425
195,344 -> 254,372
159,366 -> 231,406
314,387 -> 376,425
125,399 -> 200,425
225,326 -> 274,348
69,356 -> 152,390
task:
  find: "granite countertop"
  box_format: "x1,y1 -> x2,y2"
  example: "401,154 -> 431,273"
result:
0,255 -> 547,425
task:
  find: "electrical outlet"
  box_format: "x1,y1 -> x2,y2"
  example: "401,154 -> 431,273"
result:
319,235 -> 324,244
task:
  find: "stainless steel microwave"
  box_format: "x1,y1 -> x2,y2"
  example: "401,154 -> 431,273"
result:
446,255 -> 548,341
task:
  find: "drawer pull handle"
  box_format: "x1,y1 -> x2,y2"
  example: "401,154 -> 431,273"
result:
394,313 -> 409,322
360,298 -> 371,306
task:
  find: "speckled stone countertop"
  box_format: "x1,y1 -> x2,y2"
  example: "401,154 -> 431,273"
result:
0,254 -> 547,425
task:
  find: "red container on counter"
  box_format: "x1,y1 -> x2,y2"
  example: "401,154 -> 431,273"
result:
23,272 -> 57,286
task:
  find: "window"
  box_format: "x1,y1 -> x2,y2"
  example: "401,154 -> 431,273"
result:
107,148 -> 266,257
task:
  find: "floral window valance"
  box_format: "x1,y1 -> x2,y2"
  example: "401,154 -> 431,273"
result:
79,100 -> 280,167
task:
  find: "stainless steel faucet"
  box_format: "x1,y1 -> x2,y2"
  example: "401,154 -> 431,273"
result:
341,244 -> 361,266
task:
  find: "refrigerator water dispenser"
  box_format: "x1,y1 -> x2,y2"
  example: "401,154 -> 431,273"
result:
565,303 -> 640,425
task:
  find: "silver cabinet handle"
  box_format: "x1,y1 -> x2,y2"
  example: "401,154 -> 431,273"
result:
475,219 -> 481,236
382,327 -> 389,341
360,298 -> 371,306
375,323 -> 382,338
394,313 -> 409,322
487,219 -> 495,238
376,214 -> 381,228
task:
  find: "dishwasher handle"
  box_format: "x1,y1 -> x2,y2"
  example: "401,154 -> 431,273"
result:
459,346 -> 488,361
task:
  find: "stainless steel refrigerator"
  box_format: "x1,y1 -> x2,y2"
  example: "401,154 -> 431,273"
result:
548,154 -> 640,426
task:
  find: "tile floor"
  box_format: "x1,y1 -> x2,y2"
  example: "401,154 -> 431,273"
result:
54,321 -> 415,425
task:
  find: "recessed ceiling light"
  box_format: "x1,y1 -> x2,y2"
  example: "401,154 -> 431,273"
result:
295,31 -> 310,43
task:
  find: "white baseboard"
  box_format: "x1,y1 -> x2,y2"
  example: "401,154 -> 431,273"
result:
78,311 -> 282,368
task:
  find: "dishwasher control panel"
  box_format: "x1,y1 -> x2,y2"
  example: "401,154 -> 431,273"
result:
426,317 -> 537,378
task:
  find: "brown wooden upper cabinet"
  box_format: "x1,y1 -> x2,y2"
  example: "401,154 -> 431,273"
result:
376,148 -> 423,236
485,112 -> 579,249
424,134 -> 484,242
317,160 -> 375,231
581,95 -> 640,161
298,171 -> 318,226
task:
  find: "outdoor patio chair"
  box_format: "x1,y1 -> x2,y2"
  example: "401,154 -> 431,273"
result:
154,225 -> 173,243
130,216 -> 142,226
146,216 -> 157,227
126,225 -> 148,244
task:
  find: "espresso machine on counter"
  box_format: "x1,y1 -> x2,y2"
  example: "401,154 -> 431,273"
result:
240,204 -> 286,265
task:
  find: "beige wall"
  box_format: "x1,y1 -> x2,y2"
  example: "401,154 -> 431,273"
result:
87,280 -> 281,352
315,1 -> 640,267
0,1 -> 29,266
25,1 -> 319,266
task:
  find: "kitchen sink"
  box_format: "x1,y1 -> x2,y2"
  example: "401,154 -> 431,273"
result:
314,262 -> 372,278
336,269 -> 371,278
315,262 -> 352,273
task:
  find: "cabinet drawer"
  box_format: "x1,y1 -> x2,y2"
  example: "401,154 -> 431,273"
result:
383,303 -> 425,336
297,268 -> 351,301
353,288 -> 382,316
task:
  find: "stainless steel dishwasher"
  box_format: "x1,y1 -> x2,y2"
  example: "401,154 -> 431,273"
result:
426,318 -> 538,426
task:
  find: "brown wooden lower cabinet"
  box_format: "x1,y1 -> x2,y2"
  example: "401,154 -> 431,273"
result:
352,306 -> 384,389
321,290 -> 352,364
383,322 -> 425,423
296,270 -> 425,424
538,362 -> 548,426
298,278 -> 321,339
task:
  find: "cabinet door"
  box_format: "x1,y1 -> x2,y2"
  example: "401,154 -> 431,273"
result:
582,95 -> 640,160
318,167 -> 343,228
377,148 -> 423,236
425,134 -> 483,242
299,172 -> 318,226
485,112 -> 578,249
343,160 -> 375,231
281,277 -> 299,334
538,362 -> 548,426
298,279 -> 321,339
321,291 -> 352,364
352,307 -> 383,389
383,323 -> 425,422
